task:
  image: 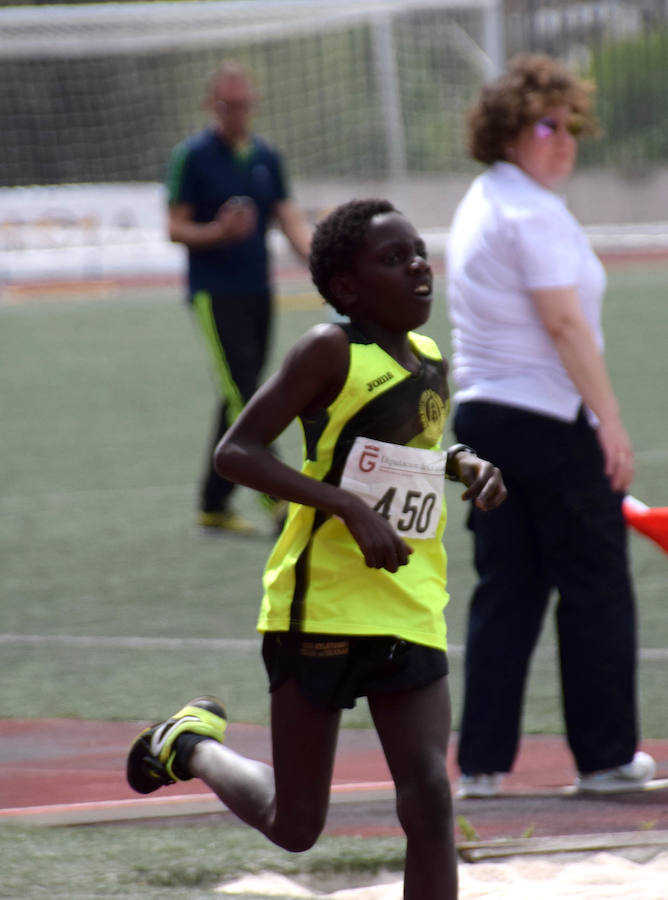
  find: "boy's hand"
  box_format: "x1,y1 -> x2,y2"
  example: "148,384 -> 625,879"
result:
455,452 -> 507,511
340,495 -> 414,572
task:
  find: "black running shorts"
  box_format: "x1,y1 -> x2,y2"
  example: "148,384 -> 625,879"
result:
262,632 -> 448,711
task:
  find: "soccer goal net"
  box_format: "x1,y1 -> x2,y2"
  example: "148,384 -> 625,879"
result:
0,0 -> 503,189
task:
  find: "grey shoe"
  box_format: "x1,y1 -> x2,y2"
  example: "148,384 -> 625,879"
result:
575,751 -> 656,794
456,772 -> 504,799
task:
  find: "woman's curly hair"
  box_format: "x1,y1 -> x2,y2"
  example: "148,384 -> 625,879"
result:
309,198 -> 397,311
468,53 -> 599,165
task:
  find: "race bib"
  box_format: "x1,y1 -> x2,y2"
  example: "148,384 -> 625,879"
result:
339,437 -> 445,539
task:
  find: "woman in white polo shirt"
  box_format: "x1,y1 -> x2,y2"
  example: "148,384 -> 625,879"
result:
446,53 -> 655,798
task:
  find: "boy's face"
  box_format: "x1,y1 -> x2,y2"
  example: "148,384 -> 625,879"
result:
347,213 -> 433,332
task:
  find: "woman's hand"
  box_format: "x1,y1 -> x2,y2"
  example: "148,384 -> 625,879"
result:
597,414 -> 634,493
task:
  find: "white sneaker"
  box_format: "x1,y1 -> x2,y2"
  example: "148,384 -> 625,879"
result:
456,773 -> 504,799
575,751 -> 656,794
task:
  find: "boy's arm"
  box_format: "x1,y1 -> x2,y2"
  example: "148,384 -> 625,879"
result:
446,444 -> 507,511
214,324 -> 414,572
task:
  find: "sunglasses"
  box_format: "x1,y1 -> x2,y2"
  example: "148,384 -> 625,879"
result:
534,116 -> 583,139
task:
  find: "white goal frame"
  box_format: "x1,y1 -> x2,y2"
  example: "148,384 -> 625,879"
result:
0,0 -> 504,181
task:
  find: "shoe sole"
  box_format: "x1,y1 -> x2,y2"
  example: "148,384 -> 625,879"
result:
127,729 -> 174,794
455,780 -> 668,800
575,777 -> 668,795
456,791 -> 500,799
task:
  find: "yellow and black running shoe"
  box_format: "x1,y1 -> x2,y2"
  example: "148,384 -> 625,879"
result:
126,696 -> 226,794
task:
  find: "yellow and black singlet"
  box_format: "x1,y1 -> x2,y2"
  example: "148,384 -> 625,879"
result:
258,323 -> 452,651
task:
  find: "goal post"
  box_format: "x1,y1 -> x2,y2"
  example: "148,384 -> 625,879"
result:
0,0 -> 505,284
0,0 -> 504,188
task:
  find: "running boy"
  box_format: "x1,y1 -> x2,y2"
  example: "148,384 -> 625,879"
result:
126,199 -> 507,899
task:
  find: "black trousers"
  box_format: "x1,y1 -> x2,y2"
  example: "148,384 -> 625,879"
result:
454,401 -> 638,775
191,289 -> 272,513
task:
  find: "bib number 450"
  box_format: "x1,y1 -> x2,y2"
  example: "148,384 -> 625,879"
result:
373,487 -> 438,535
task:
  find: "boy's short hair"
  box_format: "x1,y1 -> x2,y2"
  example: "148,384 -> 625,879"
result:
309,198 -> 397,311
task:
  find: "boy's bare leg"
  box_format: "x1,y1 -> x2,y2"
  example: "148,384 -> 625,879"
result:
369,676 -> 457,900
189,677 -> 341,852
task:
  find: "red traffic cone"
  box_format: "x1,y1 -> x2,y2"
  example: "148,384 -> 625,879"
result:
622,495 -> 668,555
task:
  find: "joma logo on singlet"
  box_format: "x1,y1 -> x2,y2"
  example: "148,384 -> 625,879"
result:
367,371 -> 394,392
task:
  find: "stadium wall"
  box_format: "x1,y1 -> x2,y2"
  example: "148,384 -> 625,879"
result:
2,170 -> 668,287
